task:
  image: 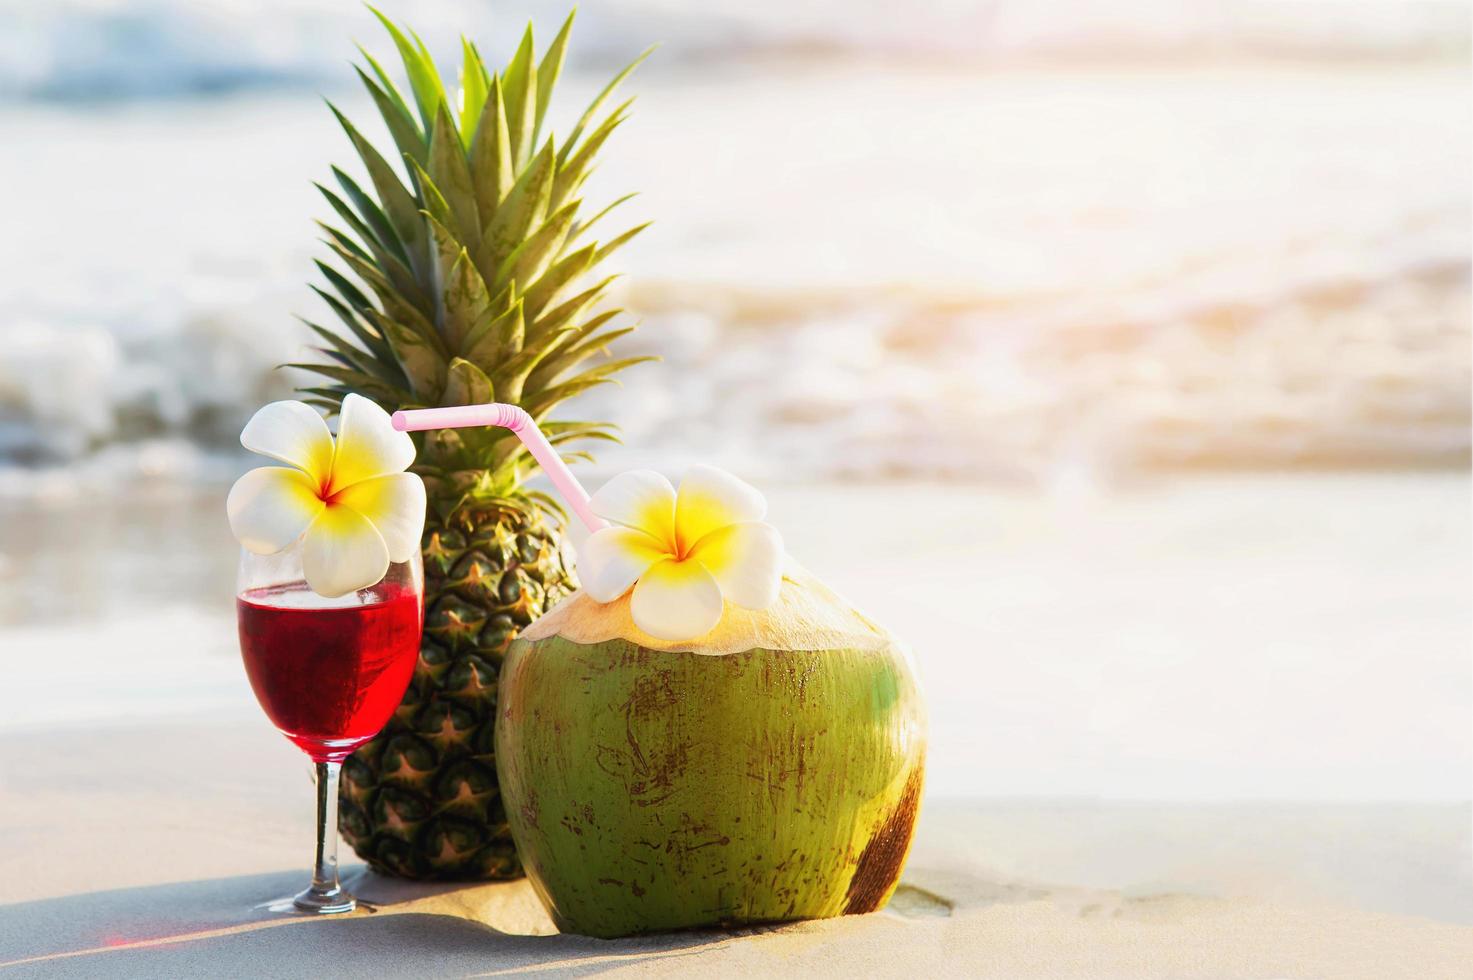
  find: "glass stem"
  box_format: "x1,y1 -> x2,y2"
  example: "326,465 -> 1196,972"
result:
308,760 -> 343,899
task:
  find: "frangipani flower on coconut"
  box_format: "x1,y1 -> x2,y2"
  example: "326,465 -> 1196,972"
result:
577,465 -> 785,641
227,394 -> 426,598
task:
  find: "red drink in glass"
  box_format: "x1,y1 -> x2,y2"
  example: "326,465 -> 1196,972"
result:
235,535 -> 422,914
238,581 -> 422,762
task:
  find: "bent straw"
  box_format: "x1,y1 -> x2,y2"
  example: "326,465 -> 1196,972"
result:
391,404 -> 608,533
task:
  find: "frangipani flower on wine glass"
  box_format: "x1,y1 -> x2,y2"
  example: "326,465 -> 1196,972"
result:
227,393 -> 426,598
577,465 -> 785,641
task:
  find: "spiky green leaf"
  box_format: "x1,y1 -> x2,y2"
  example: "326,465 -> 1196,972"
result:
458,39 -> 490,149
330,166 -> 408,264
357,45 -> 417,128
462,297 -> 524,365
367,6 -> 446,131
405,158 -> 453,232
314,261 -> 372,314
501,24 -> 538,166
427,103 -> 480,248
469,76 -> 514,229
552,101 -> 630,211
523,243 -> 595,320
493,198 -> 580,294
301,319 -> 404,386
316,190 -> 417,298
568,192 -> 637,245
325,237 -> 433,322
529,276 -> 619,344
353,64 -> 426,173
309,285 -> 394,363
363,308 -> 447,399
441,357 -> 496,407
542,419 -> 621,442
530,307 -> 622,365
593,222 -> 651,264
522,374 -> 618,419
479,139 -> 554,279
559,47 -> 652,166
318,221 -> 371,263
425,215 -> 493,353
329,104 -> 429,277
527,320 -> 636,391
533,11 -> 575,148
286,361 -> 401,403
491,327 -> 576,404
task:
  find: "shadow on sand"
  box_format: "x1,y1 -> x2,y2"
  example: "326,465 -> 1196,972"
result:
0,868 -> 740,978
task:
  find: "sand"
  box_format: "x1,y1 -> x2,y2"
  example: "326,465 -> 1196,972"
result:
1,719 -> 1470,978
6,874 -> 1471,979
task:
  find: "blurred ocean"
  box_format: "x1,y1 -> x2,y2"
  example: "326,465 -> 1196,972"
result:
4,1 -> 1467,101
0,0 -> 1469,493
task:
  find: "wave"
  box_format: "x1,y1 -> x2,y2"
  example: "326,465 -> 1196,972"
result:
1,0 -> 1467,102
0,59 -> 1467,493
2,238 -> 1466,498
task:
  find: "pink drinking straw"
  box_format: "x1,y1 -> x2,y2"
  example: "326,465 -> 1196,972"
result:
391,404 -> 608,533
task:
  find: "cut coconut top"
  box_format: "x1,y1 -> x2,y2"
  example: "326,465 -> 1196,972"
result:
519,560 -> 893,655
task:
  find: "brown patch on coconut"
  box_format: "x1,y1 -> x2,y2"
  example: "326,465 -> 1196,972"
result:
843,765 -> 925,915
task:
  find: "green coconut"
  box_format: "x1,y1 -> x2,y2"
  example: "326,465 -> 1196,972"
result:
494,563 -> 927,938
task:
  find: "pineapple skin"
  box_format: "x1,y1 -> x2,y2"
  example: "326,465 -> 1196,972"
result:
340,500 -> 576,879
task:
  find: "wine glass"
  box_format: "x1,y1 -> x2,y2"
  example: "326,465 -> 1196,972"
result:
236,540 -> 423,914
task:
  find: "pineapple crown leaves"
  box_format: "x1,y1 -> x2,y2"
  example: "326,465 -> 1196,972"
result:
298,5 -> 657,496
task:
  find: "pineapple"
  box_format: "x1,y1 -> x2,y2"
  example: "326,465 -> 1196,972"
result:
297,8 -> 652,879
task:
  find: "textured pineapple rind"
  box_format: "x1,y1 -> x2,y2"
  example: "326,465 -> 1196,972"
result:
339,502 -> 576,880
495,632 -> 928,939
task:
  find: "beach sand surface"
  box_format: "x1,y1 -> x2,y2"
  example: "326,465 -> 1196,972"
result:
0,722 -> 1470,978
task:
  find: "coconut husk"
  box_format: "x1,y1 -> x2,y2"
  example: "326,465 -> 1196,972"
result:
519,559 -> 891,655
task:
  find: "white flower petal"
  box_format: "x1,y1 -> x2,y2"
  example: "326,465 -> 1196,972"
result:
688,521 -> 784,609
240,401 -> 334,487
332,472 -> 426,564
588,470 -> 677,548
301,505 -> 391,599
577,527 -> 671,602
329,393 -> 416,493
674,465 -> 767,554
226,467 -> 325,555
630,559 -> 724,641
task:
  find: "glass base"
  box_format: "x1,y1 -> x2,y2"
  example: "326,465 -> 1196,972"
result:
284,732 -> 371,764
258,885 -> 357,915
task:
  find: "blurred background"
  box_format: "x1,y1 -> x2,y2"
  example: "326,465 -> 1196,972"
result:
1,0 -> 1468,920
